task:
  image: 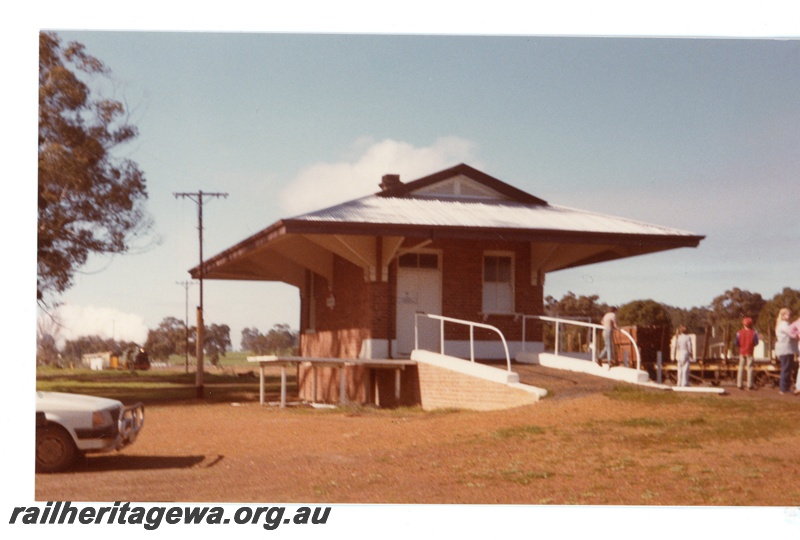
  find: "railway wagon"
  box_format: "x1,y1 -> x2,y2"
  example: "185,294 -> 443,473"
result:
618,325 -> 792,388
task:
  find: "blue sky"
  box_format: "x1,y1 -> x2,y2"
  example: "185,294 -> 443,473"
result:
31,29 -> 799,348
30,29 -> 800,346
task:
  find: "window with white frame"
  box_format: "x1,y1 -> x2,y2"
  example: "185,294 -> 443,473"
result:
482,253 -> 514,313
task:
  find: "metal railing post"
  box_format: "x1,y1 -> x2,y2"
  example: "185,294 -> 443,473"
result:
522,316 -> 527,353
440,318 -> 445,355
528,315 -> 642,370
414,313 -> 419,351
555,321 -> 560,356
470,326 -> 475,363
413,313 -> 512,372
657,351 -> 663,384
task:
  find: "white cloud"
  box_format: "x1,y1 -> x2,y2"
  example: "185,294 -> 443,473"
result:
279,136 -> 479,215
50,304 -> 149,347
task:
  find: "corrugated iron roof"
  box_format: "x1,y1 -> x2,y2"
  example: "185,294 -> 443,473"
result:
290,195 -> 699,238
195,164 -> 704,282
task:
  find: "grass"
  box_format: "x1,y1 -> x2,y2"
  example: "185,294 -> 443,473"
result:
36,365 -> 284,405
166,350 -> 255,368
606,385 -> 797,435
34,366 -> 800,505
491,425 -> 545,439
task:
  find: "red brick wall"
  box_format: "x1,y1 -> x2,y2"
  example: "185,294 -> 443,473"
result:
299,239 -> 545,360
300,255 -> 391,358
435,239 -> 543,342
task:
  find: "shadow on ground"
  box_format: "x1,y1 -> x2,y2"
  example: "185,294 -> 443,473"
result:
63,454 -> 209,474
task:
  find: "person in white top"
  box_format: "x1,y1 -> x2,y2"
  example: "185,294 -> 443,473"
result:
674,325 -> 694,387
775,308 -> 799,394
597,307 -> 617,368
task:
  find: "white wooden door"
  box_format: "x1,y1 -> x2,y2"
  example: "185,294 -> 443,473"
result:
396,253 -> 441,356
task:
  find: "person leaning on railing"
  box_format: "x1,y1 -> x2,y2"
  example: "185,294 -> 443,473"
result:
596,307 -> 617,368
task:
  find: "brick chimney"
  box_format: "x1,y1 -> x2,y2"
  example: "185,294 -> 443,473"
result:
379,174 -> 402,191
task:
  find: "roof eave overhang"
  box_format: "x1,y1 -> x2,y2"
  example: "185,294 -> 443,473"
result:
189,220 -> 288,279
192,218 -> 704,282
281,219 -> 704,246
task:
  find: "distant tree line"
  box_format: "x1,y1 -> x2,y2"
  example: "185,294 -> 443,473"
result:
241,324 -> 299,356
37,287 -> 799,366
143,317 -> 232,366
36,315 -> 299,367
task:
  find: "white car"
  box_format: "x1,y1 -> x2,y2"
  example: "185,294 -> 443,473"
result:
35,391 -> 145,473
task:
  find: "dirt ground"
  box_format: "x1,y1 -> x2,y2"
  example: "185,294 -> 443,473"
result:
35,365 -> 800,505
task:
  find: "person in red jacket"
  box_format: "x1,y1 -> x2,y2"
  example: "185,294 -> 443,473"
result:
735,317 -> 759,390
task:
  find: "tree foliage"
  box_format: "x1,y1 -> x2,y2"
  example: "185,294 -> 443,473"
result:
241,324 -> 298,355
204,324 -> 232,365
617,299 -> 672,331
758,288 -> 800,341
144,317 -> 187,361
708,288 -> 766,353
662,305 -> 711,335
143,317 -> 231,364
710,288 -> 766,327
38,31 -> 152,302
544,292 -> 608,320
36,313 -> 62,365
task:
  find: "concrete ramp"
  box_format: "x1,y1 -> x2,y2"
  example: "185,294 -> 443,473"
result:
518,352 -> 726,394
536,352 -> 651,384
411,350 -> 547,411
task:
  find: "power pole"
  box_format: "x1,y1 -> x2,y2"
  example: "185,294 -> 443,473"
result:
173,190 -> 228,398
176,280 -> 197,374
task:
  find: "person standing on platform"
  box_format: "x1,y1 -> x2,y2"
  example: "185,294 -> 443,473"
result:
735,317 -> 759,390
597,307 -> 618,368
675,325 -> 694,387
792,316 -> 800,395
775,308 -> 799,395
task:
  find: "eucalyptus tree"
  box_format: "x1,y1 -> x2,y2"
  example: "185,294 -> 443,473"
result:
38,31 -> 152,303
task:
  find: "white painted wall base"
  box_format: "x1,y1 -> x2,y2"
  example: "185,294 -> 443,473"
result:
359,339 -> 391,359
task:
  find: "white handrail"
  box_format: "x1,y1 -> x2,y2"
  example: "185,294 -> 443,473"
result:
522,314 -> 642,370
414,313 -> 512,372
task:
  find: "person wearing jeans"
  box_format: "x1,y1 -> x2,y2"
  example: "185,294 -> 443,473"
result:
597,307 -> 617,368
775,308 -> 798,395
735,317 -> 759,390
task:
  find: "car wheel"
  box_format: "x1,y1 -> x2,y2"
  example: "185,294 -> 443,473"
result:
36,425 -> 78,473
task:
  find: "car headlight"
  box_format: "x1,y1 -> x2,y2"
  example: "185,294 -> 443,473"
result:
92,409 -> 114,428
